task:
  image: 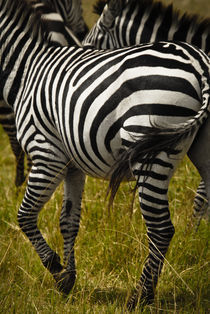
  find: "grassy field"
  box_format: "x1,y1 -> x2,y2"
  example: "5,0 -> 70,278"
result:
0,0 -> 210,313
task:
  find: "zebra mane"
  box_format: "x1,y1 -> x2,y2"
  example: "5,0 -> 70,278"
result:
93,0 -> 210,35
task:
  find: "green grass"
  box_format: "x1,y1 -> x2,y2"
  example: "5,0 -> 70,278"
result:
0,0 -> 210,313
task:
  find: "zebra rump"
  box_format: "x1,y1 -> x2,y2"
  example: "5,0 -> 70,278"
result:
84,0 -> 210,222
108,90 -> 210,205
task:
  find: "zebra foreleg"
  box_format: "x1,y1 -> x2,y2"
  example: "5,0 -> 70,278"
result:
3,125 -> 25,187
0,102 -> 25,187
13,142 -> 25,187
127,154 -> 175,310
17,163 -> 66,277
56,167 -> 85,295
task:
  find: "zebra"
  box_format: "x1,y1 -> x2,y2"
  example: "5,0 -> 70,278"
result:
1,0 -> 209,310
0,0 -> 86,187
84,0 -> 210,53
50,0 -> 89,41
83,0 -> 210,221
31,0 -> 83,46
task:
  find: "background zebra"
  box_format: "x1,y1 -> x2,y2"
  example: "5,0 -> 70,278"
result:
83,0 -> 210,221
31,0 -> 83,46
0,0 -> 87,187
84,0 -> 210,54
1,0 -> 209,310
51,0 -> 89,41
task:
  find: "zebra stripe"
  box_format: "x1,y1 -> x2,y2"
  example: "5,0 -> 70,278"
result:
0,0 -> 86,187
83,0 -> 210,221
1,0 -> 209,309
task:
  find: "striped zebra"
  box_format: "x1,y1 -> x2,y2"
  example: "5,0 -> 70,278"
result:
84,0 -> 210,53
31,0 -> 83,46
51,0 -> 89,41
83,0 -> 210,220
1,0 -> 209,309
0,0 -> 85,187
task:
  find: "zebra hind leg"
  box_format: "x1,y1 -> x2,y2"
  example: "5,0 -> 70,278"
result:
55,167 -> 85,295
193,180 -> 208,230
188,117 -> 210,224
17,163 -> 66,279
126,153 -> 176,310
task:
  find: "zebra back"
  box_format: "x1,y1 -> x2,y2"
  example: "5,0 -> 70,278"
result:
84,0 -> 210,54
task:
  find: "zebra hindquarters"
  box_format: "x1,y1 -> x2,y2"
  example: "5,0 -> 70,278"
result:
57,167 -> 85,295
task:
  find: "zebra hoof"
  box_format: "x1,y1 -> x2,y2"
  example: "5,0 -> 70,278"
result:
54,269 -> 76,295
126,289 -> 154,311
44,252 -> 63,275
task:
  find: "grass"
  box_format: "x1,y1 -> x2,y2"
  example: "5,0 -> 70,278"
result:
0,0 -> 210,313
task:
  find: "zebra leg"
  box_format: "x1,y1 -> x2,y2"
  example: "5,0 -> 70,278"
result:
193,180 -> 208,220
0,101 -> 25,187
26,154 -> 33,174
55,167 -> 85,295
188,117 -> 210,221
2,124 -> 25,187
127,152 -> 178,310
17,163 -> 66,277
9,135 -> 25,187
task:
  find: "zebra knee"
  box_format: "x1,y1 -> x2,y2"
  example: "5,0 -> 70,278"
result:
165,225 -> 175,241
17,206 -> 39,236
17,208 -> 30,233
148,224 -> 175,253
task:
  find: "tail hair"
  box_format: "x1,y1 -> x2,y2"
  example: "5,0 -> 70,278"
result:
107,84 -> 210,207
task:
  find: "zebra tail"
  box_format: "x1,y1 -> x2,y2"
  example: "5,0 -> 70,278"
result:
108,81 -> 210,207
